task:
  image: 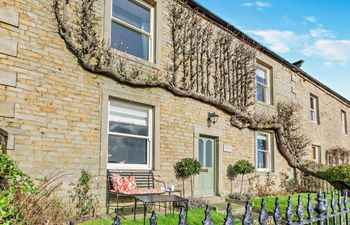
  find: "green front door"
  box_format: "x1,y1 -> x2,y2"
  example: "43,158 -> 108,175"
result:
197,136 -> 216,196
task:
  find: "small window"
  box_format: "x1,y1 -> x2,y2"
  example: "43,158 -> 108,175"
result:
341,110 -> 348,134
311,145 -> 321,163
111,0 -> 154,61
256,65 -> 271,104
310,95 -> 319,124
256,132 -> 271,171
108,100 -> 153,169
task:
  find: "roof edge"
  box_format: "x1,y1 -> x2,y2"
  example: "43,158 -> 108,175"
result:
186,0 -> 350,106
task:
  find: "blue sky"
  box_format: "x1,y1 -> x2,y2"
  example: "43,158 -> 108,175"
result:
196,0 -> 350,99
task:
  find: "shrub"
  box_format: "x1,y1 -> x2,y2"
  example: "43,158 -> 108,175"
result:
174,158 -> 201,197
21,171 -> 73,224
0,153 -> 36,224
0,154 -> 71,225
228,192 -> 256,201
257,173 -> 277,197
233,160 -> 255,196
188,197 -> 209,209
71,170 -> 97,219
322,165 -> 350,190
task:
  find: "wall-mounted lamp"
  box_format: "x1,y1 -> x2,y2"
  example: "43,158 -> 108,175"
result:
207,112 -> 219,127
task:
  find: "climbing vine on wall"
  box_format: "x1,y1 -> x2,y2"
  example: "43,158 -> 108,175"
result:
52,0 -> 348,189
168,1 -> 256,111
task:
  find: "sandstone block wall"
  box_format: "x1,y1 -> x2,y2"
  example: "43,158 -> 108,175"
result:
0,0 -> 348,213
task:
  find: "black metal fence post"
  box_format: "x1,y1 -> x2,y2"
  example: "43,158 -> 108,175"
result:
223,203 -> 235,225
297,195 -> 305,223
242,202 -> 253,225
178,208 -> 188,225
286,196 -> 293,225
273,198 -> 282,225
202,205 -> 214,225
150,211 -> 158,225
315,191 -> 327,225
259,199 -> 268,225
344,191 -> 349,225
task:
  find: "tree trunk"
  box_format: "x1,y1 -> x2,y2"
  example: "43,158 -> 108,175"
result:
190,176 -> 193,198
239,174 -> 244,197
182,179 -> 185,197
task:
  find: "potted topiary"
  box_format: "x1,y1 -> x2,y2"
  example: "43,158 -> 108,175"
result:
174,158 -> 201,197
233,160 -> 255,197
226,164 -> 238,195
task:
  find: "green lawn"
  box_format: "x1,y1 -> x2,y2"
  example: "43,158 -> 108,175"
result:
80,192 -> 343,225
79,208 -> 236,225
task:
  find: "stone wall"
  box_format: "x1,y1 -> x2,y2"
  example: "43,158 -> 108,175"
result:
0,0 -> 349,214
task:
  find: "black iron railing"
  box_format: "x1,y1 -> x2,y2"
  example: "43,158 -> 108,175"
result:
71,190 -> 350,225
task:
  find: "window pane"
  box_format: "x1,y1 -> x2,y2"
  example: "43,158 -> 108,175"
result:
311,111 -> 316,122
257,134 -> 268,150
109,100 -> 149,136
256,84 -> 265,102
310,97 -> 315,109
256,67 -> 267,85
111,22 -> 149,60
112,0 -> 151,32
258,151 -> 268,169
108,135 -> 147,164
109,121 -> 148,136
206,140 -> 212,167
199,139 -> 204,167
341,112 -> 347,133
312,147 -> 317,160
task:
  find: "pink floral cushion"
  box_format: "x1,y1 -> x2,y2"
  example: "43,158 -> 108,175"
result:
112,175 -> 138,193
112,174 -> 123,192
111,175 -> 165,195
123,176 -> 137,192
111,187 -> 165,195
122,188 -> 165,195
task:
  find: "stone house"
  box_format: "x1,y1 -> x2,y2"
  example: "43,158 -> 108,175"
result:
0,0 -> 349,212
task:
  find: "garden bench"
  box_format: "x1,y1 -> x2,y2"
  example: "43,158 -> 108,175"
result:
107,170 -> 166,214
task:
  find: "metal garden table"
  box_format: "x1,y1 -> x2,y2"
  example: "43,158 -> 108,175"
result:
134,195 -> 188,225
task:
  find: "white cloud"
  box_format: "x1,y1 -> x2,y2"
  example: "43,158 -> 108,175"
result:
247,24 -> 350,66
304,16 -> 317,23
323,61 -> 333,67
242,2 -> 254,7
303,40 -> 350,65
241,1 -> 271,8
309,27 -> 335,39
248,30 -> 307,53
255,1 -> 271,7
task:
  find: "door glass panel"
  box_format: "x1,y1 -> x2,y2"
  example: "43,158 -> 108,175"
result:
199,139 -> 204,167
205,140 -> 212,167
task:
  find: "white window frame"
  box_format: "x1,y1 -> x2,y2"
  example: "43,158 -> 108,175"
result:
341,110 -> 348,135
110,0 -> 154,62
310,95 -> 319,124
107,100 -> 153,170
311,145 -> 321,163
256,65 -> 271,104
256,132 -> 272,172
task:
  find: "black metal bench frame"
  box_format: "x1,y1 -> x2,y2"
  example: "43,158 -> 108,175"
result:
107,170 -> 166,215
